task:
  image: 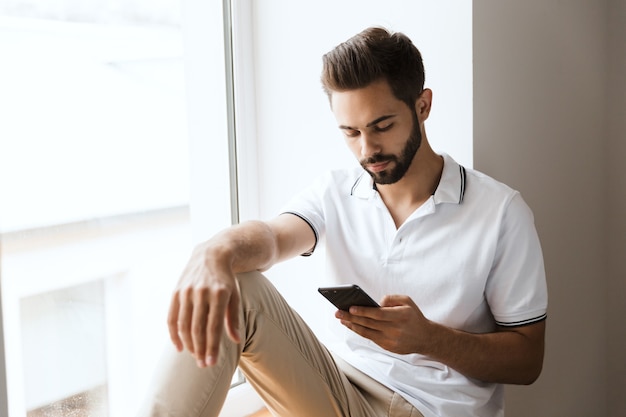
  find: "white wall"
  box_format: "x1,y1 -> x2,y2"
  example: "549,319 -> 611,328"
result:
474,1 -> 626,415
247,0 -> 473,221
234,0 -> 473,340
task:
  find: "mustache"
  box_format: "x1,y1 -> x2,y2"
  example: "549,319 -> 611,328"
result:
360,154 -> 397,166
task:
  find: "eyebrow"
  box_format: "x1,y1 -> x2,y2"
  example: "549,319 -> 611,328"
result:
339,114 -> 396,130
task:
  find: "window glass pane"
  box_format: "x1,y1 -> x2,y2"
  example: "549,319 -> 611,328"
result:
21,281 -> 108,417
0,0 -> 203,415
0,7 -> 189,231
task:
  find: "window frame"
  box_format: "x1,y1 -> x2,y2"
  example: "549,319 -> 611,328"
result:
0,268 -> 7,416
179,0 -> 265,414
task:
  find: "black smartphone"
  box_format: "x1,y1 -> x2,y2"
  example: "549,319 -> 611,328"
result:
318,284 -> 380,311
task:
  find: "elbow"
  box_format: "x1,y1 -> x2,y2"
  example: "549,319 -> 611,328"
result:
519,369 -> 541,385
501,320 -> 546,385
501,363 -> 542,385
514,354 -> 544,385
523,360 -> 544,385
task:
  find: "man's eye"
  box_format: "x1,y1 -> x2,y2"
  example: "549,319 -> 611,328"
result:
374,123 -> 393,132
344,129 -> 360,138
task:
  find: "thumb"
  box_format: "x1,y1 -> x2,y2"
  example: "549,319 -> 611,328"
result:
380,294 -> 413,307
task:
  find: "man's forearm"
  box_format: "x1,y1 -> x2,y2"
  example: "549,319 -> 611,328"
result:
424,320 -> 545,384
201,220 -> 280,274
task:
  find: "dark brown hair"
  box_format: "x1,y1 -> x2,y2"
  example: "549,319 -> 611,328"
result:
321,27 -> 425,109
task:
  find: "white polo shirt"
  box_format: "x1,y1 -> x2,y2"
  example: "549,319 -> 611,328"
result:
282,153 -> 547,417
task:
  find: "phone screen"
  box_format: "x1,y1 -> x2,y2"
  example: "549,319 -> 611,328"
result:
318,284 -> 379,311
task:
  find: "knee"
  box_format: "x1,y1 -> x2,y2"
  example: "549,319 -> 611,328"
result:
236,271 -> 283,311
236,270 -> 273,299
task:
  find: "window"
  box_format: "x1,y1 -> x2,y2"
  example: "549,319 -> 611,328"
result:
0,0 -> 197,415
0,0 -> 261,413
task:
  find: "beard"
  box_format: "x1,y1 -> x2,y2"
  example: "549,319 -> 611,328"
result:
360,112 -> 422,185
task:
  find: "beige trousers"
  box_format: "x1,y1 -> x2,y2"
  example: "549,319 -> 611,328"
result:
138,271 -> 423,417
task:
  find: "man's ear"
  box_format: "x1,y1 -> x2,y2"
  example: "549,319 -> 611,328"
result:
414,88 -> 433,121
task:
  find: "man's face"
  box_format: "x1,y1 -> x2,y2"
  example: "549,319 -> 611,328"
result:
330,79 -> 422,185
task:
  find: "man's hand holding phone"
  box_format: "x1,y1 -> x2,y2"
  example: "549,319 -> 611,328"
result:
320,286 -> 434,356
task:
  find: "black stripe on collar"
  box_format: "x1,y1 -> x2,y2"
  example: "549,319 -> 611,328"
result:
459,165 -> 466,203
350,175 -> 364,196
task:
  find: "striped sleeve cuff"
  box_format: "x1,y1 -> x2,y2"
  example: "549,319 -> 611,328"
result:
281,211 -> 318,256
495,313 -> 547,328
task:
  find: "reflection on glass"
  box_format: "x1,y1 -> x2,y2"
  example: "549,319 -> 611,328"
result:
27,386 -> 108,417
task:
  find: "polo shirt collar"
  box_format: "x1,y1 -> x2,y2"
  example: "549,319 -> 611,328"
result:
434,153 -> 467,204
350,172 -> 376,199
350,153 -> 466,204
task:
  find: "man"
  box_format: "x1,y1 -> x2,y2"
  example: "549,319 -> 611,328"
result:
140,27 -> 547,417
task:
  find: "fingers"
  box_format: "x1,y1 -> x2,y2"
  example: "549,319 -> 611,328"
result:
335,297 -> 412,336
167,283 -> 241,368
191,289 -> 210,366
337,295 -> 427,355
167,292 -> 183,351
177,288 -> 196,354
336,309 -> 386,331
380,294 -> 413,308
204,287 -> 230,366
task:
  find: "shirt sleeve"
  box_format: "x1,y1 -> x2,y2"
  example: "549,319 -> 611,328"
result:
279,173 -> 330,256
485,192 -> 548,327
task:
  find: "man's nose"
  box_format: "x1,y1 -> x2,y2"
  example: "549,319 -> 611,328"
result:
360,133 -> 381,159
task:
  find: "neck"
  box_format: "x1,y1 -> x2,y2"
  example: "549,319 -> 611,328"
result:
376,139 -> 443,226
